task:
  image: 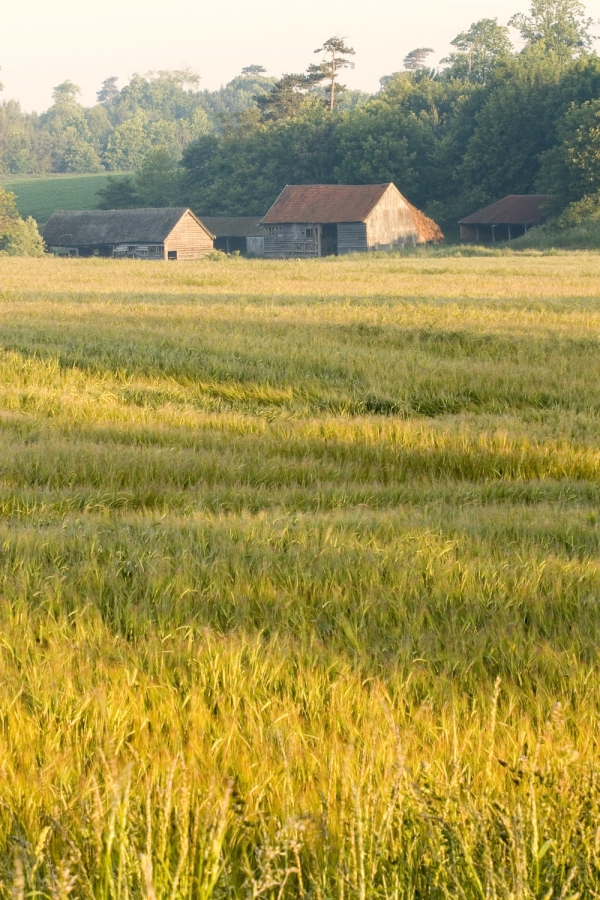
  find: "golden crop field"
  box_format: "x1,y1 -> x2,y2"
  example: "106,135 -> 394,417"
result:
1,251 -> 600,900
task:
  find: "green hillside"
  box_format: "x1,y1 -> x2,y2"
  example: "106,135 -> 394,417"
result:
0,173 -> 132,223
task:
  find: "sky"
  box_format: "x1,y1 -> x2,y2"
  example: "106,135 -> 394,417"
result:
0,0 -> 597,112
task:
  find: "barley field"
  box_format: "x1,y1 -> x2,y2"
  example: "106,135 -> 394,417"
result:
1,252 -> 600,900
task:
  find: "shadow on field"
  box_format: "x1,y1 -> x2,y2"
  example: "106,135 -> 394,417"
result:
1,300 -> 600,417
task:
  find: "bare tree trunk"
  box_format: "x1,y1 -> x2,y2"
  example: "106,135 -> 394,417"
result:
330,51 -> 336,111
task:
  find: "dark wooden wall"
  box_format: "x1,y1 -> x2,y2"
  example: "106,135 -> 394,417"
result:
338,223 -> 367,254
264,224 -> 320,258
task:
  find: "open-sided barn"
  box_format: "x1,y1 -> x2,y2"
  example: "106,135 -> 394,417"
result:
459,195 -> 550,243
261,183 -> 443,258
41,208 -> 215,260
199,217 -> 265,256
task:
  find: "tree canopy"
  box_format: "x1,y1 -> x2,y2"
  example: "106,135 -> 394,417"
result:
509,0 -> 596,54
0,0 -> 599,235
0,187 -> 45,256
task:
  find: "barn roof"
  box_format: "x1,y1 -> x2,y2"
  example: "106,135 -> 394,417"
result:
261,184 -> 393,224
199,216 -> 264,237
459,195 -> 550,226
42,208 -> 213,246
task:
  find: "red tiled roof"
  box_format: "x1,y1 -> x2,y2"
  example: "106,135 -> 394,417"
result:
459,195 -> 550,226
261,184 -> 393,224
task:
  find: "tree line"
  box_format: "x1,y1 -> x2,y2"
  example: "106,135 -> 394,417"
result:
2,0 -> 600,231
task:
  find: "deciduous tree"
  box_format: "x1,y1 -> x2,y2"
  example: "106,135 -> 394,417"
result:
509,0 -> 596,54
136,147 -> 181,207
0,187 -> 45,256
442,19 -> 513,83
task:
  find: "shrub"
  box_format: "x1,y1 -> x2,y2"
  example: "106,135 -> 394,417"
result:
0,216 -> 46,257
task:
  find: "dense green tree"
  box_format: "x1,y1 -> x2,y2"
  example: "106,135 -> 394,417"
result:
199,72 -> 277,123
456,49 -> 600,209
335,72 -> 475,211
182,106 -> 340,215
0,187 -> 44,255
441,19 -> 513,83
257,74 -> 315,121
109,71 -> 201,124
0,186 -> 20,231
41,82 -> 103,172
51,80 -> 82,105
86,104 -> 114,154
537,98 -> 600,207
96,175 -> 141,209
0,216 -> 45,255
136,148 -> 182,206
0,101 -> 51,174
509,0 -> 596,54
104,112 -> 150,170
3,4 -> 600,225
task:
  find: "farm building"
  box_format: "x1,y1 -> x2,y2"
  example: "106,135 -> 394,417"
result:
200,217 -> 265,256
41,208 -> 215,259
261,183 -> 443,258
458,195 -> 550,243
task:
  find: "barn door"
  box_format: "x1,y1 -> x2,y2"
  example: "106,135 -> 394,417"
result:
321,224 -> 338,256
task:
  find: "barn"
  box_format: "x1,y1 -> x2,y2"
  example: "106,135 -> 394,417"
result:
458,195 -> 550,243
200,217 -> 265,256
41,208 -> 215,260
260,183 -> 443,258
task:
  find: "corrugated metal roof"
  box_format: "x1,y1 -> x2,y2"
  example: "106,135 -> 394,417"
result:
261,184 -> 393,224
459,195 -> 550,226
42,208 -> 213,246
199,216 -> 264,237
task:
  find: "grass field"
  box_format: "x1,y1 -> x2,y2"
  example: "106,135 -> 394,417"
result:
1,252 -> 600,899
0,173 -> 131,223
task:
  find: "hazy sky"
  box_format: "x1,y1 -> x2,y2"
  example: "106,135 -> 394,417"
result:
1,0 -> 598,112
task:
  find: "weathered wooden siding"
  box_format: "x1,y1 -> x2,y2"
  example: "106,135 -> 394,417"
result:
460,224 -> 478,242
337,223 -> 367,255
164,212 -> 214,259
263,224 -> 320,259
365,186 -> 418,249
246,236 -> 265,257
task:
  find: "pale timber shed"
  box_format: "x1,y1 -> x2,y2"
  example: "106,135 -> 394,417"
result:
41,208 -> 215,260
200,216 -> 265,256
459,195 -> 550,243
261,183 -> 443,258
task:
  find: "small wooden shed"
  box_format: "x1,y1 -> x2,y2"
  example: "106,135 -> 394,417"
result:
200,217 -> 265,256
459,195 -> 550,243
42,208 -> 215,260
261,183 -> 443,258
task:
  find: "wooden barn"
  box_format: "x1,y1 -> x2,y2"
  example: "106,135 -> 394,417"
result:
200,217 -> 265,256
459,195 -> 550,243
42,208 -> 215,260
260,183 -> 443,258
